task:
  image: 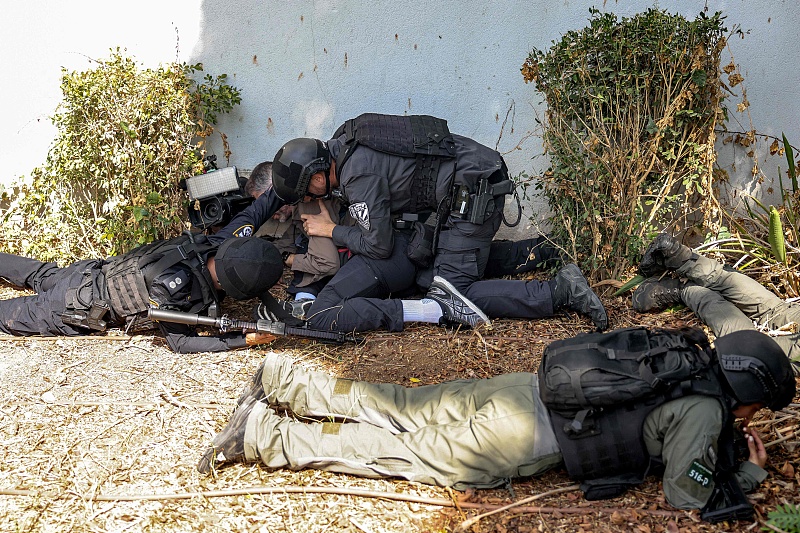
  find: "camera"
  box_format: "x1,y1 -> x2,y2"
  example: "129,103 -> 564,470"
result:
183,167 -> 254,231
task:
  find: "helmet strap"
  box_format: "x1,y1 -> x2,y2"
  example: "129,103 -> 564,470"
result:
306,170 -> 332,201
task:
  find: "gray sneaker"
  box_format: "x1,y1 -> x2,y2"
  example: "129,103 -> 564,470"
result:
426,276 -> 490,328
632,277 -> 684,313
551,264 -> 608,331
197,396 -> 258,474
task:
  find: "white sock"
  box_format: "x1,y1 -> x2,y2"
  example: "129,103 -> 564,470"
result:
402,298 -> 443,323
295,292 -> 316,301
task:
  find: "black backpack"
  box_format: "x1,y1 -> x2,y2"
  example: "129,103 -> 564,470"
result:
538,327 -> 723,498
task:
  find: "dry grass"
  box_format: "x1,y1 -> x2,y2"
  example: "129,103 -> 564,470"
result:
0,281 -> 797,533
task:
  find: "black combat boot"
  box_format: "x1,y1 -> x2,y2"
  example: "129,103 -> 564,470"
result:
197,396 -> 258,474
426,276 -> 491,328
631,277 -> 684,313
638,234 -> 696,277
551,264 -> 608,331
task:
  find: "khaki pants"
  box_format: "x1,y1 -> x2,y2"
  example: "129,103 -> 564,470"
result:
677,255 -> 800,361
243,354 -> 562,489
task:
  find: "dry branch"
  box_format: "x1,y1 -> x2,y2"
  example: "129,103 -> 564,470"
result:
0,484 -> 686,520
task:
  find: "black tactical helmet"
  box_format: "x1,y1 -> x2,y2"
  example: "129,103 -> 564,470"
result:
272,138 -> 331,205
214,237 -> 283,300
715,330 -> 796,411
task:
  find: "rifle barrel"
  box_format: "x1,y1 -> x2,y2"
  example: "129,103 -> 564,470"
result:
148,308 -> 219,328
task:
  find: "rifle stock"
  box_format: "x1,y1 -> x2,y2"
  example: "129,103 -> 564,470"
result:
147,308 -> 361,345
700,424 -> 754,523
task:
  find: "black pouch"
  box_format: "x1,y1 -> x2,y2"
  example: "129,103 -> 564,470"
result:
406,222 -> 435,267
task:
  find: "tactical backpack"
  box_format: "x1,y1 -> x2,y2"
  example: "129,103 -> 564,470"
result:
538,327 -> 724,500
332,113 -> 457,213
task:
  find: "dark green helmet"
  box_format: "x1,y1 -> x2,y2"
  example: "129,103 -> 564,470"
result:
272,138 -> 331,205
715,330 -> 796,411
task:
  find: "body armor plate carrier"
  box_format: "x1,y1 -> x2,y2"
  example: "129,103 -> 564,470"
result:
102,234 -> 219,328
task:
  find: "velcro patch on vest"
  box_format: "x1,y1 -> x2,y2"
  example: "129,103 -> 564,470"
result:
321,422 -> 342,435
160,269 -> 189,296
333,378 -> 353,396
685,460 -> 713,487
349,202 -> 370,231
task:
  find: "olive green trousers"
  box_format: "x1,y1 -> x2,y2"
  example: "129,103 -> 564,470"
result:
242,354 -> 562,489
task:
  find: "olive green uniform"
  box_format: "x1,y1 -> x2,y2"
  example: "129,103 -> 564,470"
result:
643,395 -> 766,508
239,354 -> 765,508
677,254 -> 800,362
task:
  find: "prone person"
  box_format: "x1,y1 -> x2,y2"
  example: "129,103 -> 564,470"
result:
197,327 -> 796,517
0,236 -> 283,353
632,233 -> 800,373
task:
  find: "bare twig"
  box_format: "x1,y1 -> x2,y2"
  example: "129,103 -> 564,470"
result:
0,334 -> 133,342
457,484 -> 579,531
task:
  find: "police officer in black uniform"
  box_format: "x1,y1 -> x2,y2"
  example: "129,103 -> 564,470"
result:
0,236 -> 283,353
261,113 -> 607,333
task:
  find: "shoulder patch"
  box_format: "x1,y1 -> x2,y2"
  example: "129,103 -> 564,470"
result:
349,202 -> 370,231
685,460 -> 713,487
232,225 -> 254,237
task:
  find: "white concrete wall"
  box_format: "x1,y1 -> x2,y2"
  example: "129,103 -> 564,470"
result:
2,1 -> 798,235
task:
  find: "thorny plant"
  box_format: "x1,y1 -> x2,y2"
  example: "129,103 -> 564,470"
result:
522,8 -> 726,282
0,50 -> 241,262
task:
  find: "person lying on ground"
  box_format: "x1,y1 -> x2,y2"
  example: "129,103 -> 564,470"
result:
196,327 -> 796,513
632,233 -> 800,374
0,237 -> 282,353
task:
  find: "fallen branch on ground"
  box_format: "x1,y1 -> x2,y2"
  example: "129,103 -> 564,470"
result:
0,334 -> 133,342
0,484 -> 685,519
457,484 -> 580,530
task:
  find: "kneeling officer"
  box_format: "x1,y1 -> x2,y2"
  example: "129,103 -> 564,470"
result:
0,236 -> 283,353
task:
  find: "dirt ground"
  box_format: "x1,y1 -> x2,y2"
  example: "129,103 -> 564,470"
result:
0,275 -> 798,533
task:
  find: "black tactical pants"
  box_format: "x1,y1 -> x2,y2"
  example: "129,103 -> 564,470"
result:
305,229 -> 555,333
0,253 -> 101,336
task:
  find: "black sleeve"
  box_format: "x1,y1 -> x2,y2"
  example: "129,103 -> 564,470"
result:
211,189 -> 285,243
157,321 -> 247,354
149,267 -> 248,353
331,173 -> 394,258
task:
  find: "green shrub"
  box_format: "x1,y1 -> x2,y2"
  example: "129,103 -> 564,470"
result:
522,8 -> 727,281
0,50 -> 240,262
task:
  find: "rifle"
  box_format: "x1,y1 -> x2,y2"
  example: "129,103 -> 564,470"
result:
148,308 -> 362,345
700,425 -> 754,523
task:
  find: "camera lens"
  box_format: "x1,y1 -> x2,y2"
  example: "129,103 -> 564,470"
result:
204,202 -> 220,218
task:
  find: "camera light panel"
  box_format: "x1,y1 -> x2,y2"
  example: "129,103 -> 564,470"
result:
186,167 -> 240,200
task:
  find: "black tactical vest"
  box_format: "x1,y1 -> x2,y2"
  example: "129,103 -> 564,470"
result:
332,113 -> 457,212
102,234 -> 219,320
